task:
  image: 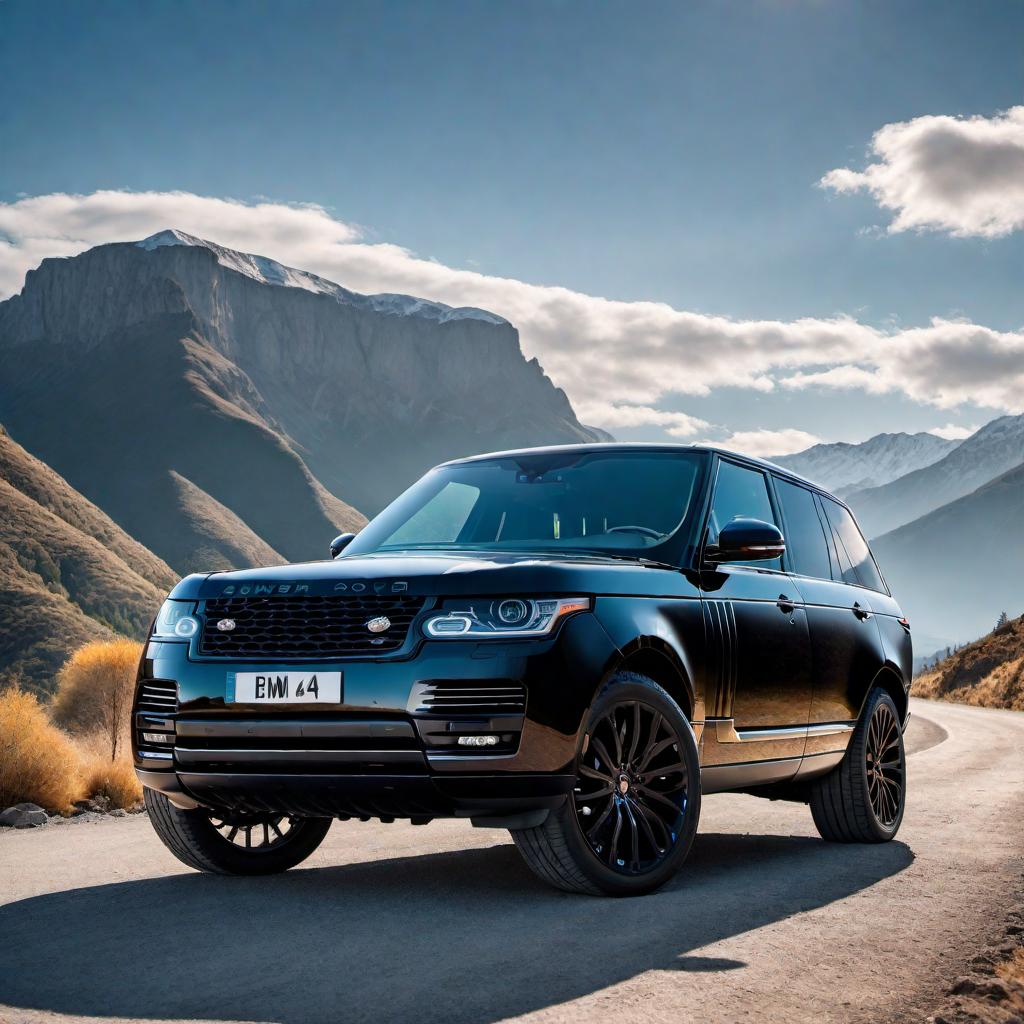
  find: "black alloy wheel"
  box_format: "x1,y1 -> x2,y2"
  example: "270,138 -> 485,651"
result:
809,685 -> 906,843
144,788 -> 332,874
206,812 -> 303,852
865,699 -> 903,828
574,699 -> 690,875
511,672 -> 701,896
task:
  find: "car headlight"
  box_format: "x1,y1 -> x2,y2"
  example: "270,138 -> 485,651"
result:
423,597 -> 590,639
153,599 -> 200,640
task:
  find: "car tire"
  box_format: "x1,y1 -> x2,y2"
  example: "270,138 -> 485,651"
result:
511,672 -> 701,896
809,686 -> 906,843
143,788 -> 332,874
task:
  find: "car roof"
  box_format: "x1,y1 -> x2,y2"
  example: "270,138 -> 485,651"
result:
439,442 -> 841,501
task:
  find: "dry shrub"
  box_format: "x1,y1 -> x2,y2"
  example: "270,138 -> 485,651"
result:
916,655 -> 1024,713
910,669 -> 941,701
913,615 -> 1024,711
0,688 -> 84,812
79,750 -> 143,809
998,948 -> 1024,988
51,639 -> 143,761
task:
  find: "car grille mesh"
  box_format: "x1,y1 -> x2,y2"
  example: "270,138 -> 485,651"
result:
198,594 -> 425,658
415,679 -> 527,716
135,680 -> 178,713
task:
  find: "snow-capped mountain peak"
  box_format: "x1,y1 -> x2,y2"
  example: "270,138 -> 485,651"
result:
772,430 -> 961,492
133,229 -> 508,326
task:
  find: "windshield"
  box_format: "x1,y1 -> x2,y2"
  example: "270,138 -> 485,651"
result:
344,450 -> 709,564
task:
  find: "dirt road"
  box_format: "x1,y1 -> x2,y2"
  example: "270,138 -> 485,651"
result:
1,697 -> 1022,1024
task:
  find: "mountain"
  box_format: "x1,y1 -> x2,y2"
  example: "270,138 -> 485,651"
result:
913,613 -> 1024,712
846,415 -> 1024,538
0,426 -> 176,692
0,231 -> 602,573
772,431 -> 958,493
872,460 -> 1024,644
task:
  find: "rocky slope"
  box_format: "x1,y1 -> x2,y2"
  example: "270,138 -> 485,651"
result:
846,415 -> 1024,537
873,461 -> 1024,645
773,430 -> 958,493
0,427 -> 174,691
0,231 -> 602,572
913,613 -> 1024,712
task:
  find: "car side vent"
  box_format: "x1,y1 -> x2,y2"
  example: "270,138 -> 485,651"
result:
414,680 -> 527,716
135,680 -> 178,713
134,681 -> 178,765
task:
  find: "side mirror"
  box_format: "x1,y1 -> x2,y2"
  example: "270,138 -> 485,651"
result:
706,518 -> 785,563
330,533 -> 356,559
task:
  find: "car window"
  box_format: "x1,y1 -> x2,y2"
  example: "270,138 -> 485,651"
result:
820,497 -> 887,593
775,479 -> 832,580
345,451 -> 709,566
383,481 -> 480,546
708,460 -> 781,570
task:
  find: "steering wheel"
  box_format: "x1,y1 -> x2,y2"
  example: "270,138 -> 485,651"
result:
606,525 -> 663,540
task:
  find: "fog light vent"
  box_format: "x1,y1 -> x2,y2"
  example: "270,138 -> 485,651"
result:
457,735 -> 500,748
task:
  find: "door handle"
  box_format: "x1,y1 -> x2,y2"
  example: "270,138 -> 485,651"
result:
853,602 -> 872,620
777,594 -> 796,615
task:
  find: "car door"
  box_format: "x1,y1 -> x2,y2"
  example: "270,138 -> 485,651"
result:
786,490 -> 886,735
699,459 -> 813,770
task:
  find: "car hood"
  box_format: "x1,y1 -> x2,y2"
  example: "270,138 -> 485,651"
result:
170,550 -> 687,601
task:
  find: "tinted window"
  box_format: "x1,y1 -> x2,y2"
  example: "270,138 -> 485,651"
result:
775,479 -> 832,580
345,451 -> 707,562
821,498 -> 886,593
385,481 -> 479,546
708,461 -> 781,570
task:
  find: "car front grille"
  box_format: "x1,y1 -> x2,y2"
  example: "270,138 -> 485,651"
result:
197,594 -> 425,659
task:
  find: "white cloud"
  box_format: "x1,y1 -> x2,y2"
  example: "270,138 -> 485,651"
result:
572,402 -> 709,437
780,319 -> 1024,412
821,106 -> 1024,238
1,190 -> 1022,444
697,428 -> 821,458
928,422 -> 978,441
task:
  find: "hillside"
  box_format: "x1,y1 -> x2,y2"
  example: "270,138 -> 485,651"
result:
847,414 -> 1024,537
0,427 -> 176,591
0,428 -> 175,692
914,615 -> 1024,712
0,232 -> 603,576
872,460 -> 1024,644
773,431 -> 957,493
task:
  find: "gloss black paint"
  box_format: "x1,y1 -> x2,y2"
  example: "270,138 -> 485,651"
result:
133,444 -> 911,821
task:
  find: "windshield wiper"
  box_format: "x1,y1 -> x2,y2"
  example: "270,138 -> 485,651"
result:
571,550 -> 679,571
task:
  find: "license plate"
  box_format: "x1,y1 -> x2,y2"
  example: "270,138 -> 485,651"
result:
231,671 -> 342,704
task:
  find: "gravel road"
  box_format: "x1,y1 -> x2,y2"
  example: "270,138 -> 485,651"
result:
1,697 -> 1022,1024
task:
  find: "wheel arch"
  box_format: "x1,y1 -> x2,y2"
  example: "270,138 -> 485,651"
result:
861,663 -> 909,728
608,637 -> 696,721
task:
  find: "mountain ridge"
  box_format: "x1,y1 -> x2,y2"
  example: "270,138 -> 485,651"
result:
0,232 -> 604,573
772,430 -> 959,493
847,414 -> 1024,538
134,229 -> 510,325
872,458 -> 1024,643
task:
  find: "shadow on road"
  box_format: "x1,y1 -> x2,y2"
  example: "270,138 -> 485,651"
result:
0,831 -> 912,1024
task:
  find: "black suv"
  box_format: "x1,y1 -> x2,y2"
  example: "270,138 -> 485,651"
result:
135,444 -> 911,896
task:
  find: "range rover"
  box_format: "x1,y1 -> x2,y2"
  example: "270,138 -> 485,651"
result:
135,444 -> 911,896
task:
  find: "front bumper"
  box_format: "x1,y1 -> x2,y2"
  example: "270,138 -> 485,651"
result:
133,612 -> 618,819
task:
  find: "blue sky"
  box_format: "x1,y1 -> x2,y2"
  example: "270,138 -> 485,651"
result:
2,0 -> 1023,452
